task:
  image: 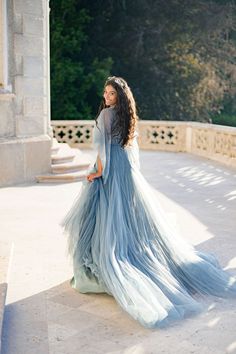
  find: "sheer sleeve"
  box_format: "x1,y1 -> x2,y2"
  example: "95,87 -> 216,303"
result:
125,131 -> 140,170
93,108 -> 113,184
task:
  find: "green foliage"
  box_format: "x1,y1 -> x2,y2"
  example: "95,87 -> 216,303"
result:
212,114 -> 236,127
50,0 -> 112,119
50,0 -> 236,123
80,0 -> 236,122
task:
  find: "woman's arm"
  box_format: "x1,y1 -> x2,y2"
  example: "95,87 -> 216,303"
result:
91,107 -> 113,184
87,155 -> 103,182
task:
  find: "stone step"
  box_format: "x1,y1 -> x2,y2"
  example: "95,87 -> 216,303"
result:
51,145 -> 60,154
51,143 -> 80,164
51,141 -> 76,157
52,161 -> 90,174
36,170 -> 87,183
55,142 -> 73,152
52,137 -> 59,144
51,138 -> 61,153
0,242 -> 13,353
51,152 -> 76,165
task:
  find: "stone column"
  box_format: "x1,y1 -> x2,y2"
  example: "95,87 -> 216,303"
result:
45,0 -> 53,139
0,0 -> 51,186
0,0 -> 6,87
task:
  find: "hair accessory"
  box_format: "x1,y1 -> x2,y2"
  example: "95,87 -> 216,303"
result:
107,76 -> 126,89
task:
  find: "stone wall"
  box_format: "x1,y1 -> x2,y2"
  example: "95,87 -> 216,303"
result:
0,0 -> 51,187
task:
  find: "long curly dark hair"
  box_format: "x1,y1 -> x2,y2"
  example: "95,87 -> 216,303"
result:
96,76 -> 139,147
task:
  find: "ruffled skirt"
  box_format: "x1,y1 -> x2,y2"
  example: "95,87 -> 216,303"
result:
61,144 -> 236,328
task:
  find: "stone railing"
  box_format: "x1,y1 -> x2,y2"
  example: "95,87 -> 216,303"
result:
187,122 -> 236,168
52,120 -> 94,148
51,120 -> 236,168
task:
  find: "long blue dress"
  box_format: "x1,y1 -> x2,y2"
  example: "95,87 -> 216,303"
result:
61,106 -> 236,328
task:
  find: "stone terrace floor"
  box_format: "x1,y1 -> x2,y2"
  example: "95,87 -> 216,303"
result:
1,150 -> 236,354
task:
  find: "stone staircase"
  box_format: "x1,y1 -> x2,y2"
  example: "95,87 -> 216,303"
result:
36,139 -> 94,183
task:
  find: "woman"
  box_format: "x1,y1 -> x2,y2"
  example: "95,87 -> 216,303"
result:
61,76 -> 236,328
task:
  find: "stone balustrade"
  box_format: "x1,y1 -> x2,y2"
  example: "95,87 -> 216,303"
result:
51,120 -> 236,168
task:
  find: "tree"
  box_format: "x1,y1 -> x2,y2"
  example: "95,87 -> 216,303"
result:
80,0 -> 236,122
50,0 -> 112,120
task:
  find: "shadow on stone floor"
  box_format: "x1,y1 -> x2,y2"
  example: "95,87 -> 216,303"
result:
141,151 -> 236,269
2,151 -> 236,354
2,279 -> 236,354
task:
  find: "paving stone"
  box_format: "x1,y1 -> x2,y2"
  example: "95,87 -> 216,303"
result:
1,150 -> 236,354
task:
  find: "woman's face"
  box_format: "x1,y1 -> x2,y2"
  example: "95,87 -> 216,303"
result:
103,85 -> 117,106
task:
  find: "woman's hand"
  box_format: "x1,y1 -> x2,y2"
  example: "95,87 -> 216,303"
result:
86,172 -> 101,182
87,155 -> 103,182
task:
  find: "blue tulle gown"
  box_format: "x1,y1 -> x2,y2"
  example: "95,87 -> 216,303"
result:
61,106 -> 236,328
